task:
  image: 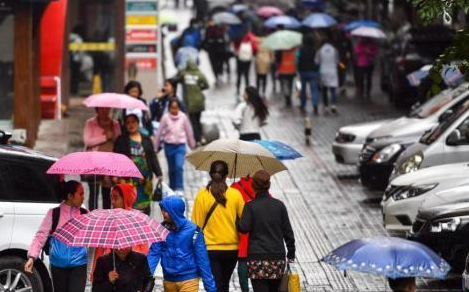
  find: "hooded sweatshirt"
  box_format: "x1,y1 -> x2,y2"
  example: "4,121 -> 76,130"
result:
90,184 -> 148,280
154,111 -> 196,150
176,61 -> 209,114
147,196 -> 216,292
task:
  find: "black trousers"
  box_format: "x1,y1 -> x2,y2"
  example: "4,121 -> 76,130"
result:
251,279 -> 281,292
189,112 -> 203,142
240,133 -> 261,141
51,264 -> 87,292
88,183 -> 111,211
208,250 -> 238,292
279,74 -> 295,106
209,53 -> 224,80
256,74 -> 268,96
237,60 -> 251,94
356,65 -> 374,96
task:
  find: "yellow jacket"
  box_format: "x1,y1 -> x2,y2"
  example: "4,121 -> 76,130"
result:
191,187 -> 245,251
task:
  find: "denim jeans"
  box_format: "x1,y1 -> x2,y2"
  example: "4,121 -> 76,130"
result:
299,71 -> 319,108
164,143 -> 186,191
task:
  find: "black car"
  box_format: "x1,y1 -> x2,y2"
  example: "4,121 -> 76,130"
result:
409,201 -> 469,272
358,137 -> 414,190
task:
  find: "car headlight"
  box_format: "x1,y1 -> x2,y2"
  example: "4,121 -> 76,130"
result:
365,135 -> 392,144
392,183 -> 438,201
401,153 -> 424,174
372,143 -> 402,163
429,216 -> 469,233
335,132 -> 356,143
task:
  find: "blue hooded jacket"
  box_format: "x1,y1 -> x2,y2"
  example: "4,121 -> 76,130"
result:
148,196 -> 216,292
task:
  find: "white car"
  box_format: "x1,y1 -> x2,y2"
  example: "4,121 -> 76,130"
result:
0,131 -> 59,292
382,162 -> 469,231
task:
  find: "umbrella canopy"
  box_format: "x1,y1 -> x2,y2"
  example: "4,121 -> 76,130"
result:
254,140 -> 302,160
262,30 -> 303,50
351,27 -> 386,39
407,65 -> 432,87
301,0 -> 325,9
231,4 -> 249,13
302,13 -> 337,28
186,139 -> 287,178
159,13 -> 177,25
83,93 -> 148,111
175,46 -> 199,70
213,12 -> 242,25
264,15 -> 301,29
322,237 -> 451,279
257,6 -> 284,18
53,209 -> 169,249
47,151 -> 143,178
344,20 -> 380,31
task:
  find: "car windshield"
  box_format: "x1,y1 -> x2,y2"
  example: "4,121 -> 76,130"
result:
420,99 -> 469,144
409,86 -> 467,118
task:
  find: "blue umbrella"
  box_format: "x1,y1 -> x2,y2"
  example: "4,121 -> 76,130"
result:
344,20 -> 381,31
322,237 -> 451,279
264,15 -> 301,29
175,46 -> 199,70
301,0 -> 325,9
231,4 -> 249,13
254,140 -> 302,160
302,13 -> 337,28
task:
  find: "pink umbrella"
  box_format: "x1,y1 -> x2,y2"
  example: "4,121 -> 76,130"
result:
47,151 -> 143,178
83,93 -> 149,111
53,208 -> 169,249
257,6 -> 284,18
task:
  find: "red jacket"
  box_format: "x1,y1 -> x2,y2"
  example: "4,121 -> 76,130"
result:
231,177 -> 255,258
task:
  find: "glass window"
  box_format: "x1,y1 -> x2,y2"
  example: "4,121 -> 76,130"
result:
0,158 -> 60,203
0,1 -> 14,121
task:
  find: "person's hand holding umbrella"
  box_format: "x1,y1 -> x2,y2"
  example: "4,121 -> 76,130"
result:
108,270 -> 119,284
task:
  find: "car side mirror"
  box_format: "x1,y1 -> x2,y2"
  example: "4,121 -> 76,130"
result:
447,130 -> 461,146
439,110 -> 453,123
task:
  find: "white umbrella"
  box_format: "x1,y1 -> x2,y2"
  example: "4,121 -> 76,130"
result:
351,27 -> 386,39
213,12 -> 241,25
186,139 -> 287,178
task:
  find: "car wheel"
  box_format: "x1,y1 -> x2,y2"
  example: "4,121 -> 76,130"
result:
0,256 -> 44,292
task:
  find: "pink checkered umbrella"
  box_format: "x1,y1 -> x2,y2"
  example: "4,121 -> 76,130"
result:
46,151 -> 143,179
53,209 -> 169,250
83,93 -> 149,111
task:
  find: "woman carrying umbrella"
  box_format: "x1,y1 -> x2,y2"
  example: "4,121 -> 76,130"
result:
315,33 -> 340,114
114,114 -> 163,215
83,107 -> 121,210
191,160 -> 245,292
232,86 -> 269,141
24,181 -> 88,292
353,37 -> 379,99
237,170 -> 295,292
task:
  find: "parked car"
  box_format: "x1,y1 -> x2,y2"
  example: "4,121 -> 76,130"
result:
409,201 -> 469,272
358,84 -> 469,190
0,130 -> 60,292
382,162 -> 469,231
332,119 -> 390,165
394,96 -> 469,179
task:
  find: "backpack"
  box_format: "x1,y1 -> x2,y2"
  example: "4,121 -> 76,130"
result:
42,206 -> 87,256
181,29 -> 200,49
238,42 -> 253,62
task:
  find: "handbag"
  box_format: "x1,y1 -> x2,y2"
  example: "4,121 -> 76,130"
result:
152,180 -> 163,202
279,263 -> 290,292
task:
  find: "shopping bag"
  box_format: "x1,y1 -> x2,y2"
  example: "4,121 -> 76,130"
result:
288,263 -> 301,292
150,181 -> 176,220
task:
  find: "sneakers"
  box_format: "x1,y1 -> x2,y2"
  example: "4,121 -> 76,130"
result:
313,105 -> 318,116
331,105 -> 338,115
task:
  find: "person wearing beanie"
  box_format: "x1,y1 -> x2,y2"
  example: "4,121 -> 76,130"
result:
237,170 -> 295,292
90,183 -> 149,281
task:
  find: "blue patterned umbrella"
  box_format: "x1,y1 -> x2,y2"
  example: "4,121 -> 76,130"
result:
322,237 -> 451,279
175,46 -> 199,70
302,13 -> 337,28
344,20 -> 380,31
264,15 -> 301,29
254,140 -> 302,160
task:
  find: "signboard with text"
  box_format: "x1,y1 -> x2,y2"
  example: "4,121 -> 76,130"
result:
126,29 -> 158,42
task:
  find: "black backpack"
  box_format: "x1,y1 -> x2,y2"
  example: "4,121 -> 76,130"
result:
42,206 -> 87,256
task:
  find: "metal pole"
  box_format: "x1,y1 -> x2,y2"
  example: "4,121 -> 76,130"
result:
157,0 -> 163,87
94,174 -> 97,210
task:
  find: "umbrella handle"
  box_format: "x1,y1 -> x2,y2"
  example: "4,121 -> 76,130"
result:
113,250 -> 116,270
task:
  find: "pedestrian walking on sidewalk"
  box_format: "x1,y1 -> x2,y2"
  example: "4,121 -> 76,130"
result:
114,114 -> 163,215
25,181 -> 88,292
178,18 -> 202,50
232,86 -> 269,141
237,170 -> 296,292
148,196 -> 217,292
121,81 -> 153,136
90,183 -> 149,281
388,277 -> 416,292
255,39 -> 273,97
83,107 -> 121,210
354,37 -> 378,99
203,20 -> 227,83
191,160 -> 245,292
297,34 -> 320,115
234,29 -> 258,96
315,34 -> 339,114
177,60 -> 209,145
150,78 -> 183,123
277,47 -> 297,107
92,247 -> 152,292
154,99 -> 196,192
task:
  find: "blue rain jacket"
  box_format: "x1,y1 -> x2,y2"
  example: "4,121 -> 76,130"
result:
148,196 -> 216,292
49,237 -> 87,268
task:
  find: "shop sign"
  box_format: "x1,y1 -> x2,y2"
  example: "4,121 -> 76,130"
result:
126,29 -> 157,42
125,57 -> 157,70
126,43 -> 157,54
126,1 -> 157,12
126,15 -> 158,26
